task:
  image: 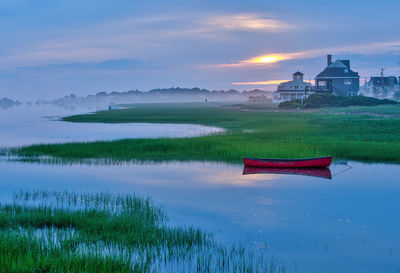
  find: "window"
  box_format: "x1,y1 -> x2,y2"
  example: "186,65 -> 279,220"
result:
318,81 -> 326,86
344,69 -> 349,73
344,79 -> 352,85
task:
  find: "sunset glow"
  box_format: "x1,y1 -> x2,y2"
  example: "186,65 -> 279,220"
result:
215,54 -> 286,68
232,80 -> 286,85
207,14 -> 293,32
232,79 -> 315,85
250,55 -> 281,63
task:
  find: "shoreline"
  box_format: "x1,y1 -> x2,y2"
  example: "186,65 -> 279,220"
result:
10,102 -> 400,164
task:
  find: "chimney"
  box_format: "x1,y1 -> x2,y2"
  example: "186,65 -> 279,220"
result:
327,55 -> 332,66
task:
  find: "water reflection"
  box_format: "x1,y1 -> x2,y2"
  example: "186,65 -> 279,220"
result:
0,159 -> 399,273
243,166 -> 332,180
1,105 -> 400,272
0,105 -> 224,147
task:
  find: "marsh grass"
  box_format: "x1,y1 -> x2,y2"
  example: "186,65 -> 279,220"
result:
11,102 -> 400,164
0,191 -> 285,273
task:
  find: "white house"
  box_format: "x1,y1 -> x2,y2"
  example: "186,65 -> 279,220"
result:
273,72 -> 313,103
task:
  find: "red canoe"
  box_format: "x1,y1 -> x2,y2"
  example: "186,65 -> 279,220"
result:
243,156 -> 332,168
242,166 -> 332,179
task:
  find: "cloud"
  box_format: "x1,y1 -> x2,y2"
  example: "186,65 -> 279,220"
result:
232,80 -> 314,85
218,40 -> 400,67
202,14 -> 293,32
3,12 -> 295,67
19,58 -> 151,71
128,13 -> 293,34
232,80 -> 286,85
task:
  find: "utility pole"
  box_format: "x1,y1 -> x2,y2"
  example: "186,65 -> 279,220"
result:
380,68 -> 385,99
364,77 -> 368,96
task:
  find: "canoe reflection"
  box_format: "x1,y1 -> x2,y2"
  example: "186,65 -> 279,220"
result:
243,166 -> 332,180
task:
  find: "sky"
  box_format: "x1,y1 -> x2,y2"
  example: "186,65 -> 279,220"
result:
1,0 -> 400,100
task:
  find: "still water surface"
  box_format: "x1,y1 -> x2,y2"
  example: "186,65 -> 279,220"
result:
0,105 -> 224,146
1,105 -> 399,273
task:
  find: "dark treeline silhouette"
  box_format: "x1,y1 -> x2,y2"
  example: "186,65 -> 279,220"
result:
37,87 -> 272,110
0,97 -> 22,110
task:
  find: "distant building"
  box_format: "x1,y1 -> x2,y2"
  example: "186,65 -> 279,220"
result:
108,103 -> 119,110
314,55 -> 360,96
395,78 -> 400,101
273,72 -> 313,103
363,76 -> 399,99
396,77 -> 400,94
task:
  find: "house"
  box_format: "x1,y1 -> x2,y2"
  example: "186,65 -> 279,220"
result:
108,103 -> 119,110
396,78 -> 400,100
315,55 -> 360,96
273,71 -> 313,103
363,76 -> 399,99
396,77 -> 400,93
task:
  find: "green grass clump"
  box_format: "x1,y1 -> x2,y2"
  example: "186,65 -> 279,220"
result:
11,102 -> 400,164
0,230 -> 131,273
324,104 -> 400,116
279,93 -> 398,109
0,191 -> 285,273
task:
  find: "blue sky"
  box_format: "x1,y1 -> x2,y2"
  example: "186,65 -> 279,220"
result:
1,0 -> 399,100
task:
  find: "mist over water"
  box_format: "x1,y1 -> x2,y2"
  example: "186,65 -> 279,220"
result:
0,105 -> 224,147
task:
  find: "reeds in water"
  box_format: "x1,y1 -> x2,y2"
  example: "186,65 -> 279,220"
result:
0,191 -> 285,273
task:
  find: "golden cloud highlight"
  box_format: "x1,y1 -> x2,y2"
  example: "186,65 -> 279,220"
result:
232,79 -> 315,85
218,40 -> 400,68
245,52 -> 306,64
232,80 -> 286,85
206,14 -> 293,32
215,52 -> 306,68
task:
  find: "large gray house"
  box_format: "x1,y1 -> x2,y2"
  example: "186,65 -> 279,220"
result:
315,55 -> 360,96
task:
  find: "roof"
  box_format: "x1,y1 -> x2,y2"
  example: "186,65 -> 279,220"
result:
293,71 -> 304,76
340,60 -> 350,68
370,76 -> 398,86
316,60 -> 359,79
329,60 -> 348,68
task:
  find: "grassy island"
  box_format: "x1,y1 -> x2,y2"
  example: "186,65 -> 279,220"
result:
0,191 -> 280,273
11,102 -> 400,164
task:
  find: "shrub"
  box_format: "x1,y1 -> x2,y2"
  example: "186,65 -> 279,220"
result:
278,100 -> 301,109
279,94 -> 398,109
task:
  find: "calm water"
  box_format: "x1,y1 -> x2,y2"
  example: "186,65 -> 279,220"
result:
1,105 -> 399,273
0,105 -> 224,147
